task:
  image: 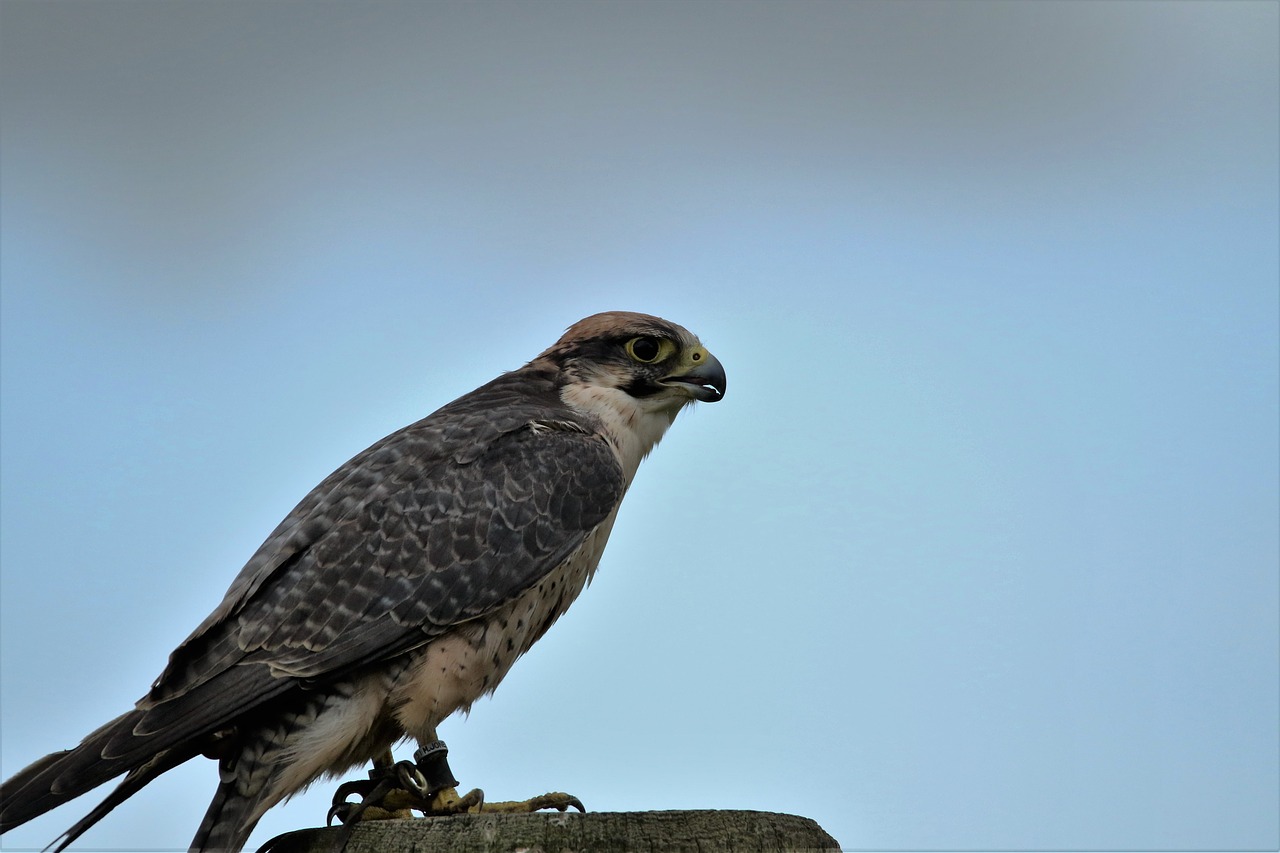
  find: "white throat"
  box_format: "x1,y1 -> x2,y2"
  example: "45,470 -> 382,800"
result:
559,384 -> 683,484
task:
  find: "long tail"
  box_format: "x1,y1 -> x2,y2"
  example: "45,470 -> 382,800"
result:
49,746 -> 192,852
0,709 -> 149,833
0,716 -> 266,853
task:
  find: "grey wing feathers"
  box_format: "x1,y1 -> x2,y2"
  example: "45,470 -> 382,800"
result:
0,370 -> 625,835
152,378 -> 623,699
128,384 -> 623,749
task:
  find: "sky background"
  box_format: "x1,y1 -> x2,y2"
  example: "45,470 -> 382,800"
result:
1,2 -> 1277,851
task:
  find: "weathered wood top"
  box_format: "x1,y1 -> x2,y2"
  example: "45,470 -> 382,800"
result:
260,809 -> 842,852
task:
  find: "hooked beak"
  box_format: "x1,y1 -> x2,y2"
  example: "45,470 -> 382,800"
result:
661,349 -> 726,403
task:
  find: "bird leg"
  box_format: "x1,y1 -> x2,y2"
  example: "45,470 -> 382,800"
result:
327,740 -> 584,825
410,740 -> 585,815
406,741 -> 484,814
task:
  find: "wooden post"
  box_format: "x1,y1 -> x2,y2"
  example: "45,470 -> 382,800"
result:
261,810 -> 841,852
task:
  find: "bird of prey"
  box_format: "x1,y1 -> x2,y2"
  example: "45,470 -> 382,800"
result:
0,311 -> 726,852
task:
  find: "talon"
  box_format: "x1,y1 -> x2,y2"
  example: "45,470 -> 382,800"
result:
325,801 -> 353,827
328,779 -> 372,809
326,760 -> 417,826
423,785 -> 484,815
324,739 -> 584,825
393,760 -> 430,798
527,791 -> 585,813
525,792 -> 583,812
473,791 -> 586,814
462,788 -> 485,813
327,775 -> 381,826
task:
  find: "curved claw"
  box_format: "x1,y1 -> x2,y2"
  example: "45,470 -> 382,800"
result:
393,761 -> 430,798
323,739 -> 585,828
468,790 -> 585,814
327,778 -> 382,826
422,786 -> 484,815
329,777 -> 376,807
326,801 -> 356,827
326,760 -> 424,826
527,792 -> 586,813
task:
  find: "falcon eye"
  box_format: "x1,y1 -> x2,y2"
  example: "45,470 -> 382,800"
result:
625,336 -> 669,364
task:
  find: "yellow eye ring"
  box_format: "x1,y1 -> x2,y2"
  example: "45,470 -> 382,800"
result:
625,336 -> 672,364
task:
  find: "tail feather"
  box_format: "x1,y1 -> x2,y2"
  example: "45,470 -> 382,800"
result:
0,709 -> 146,833
2,712 -> 273,853
47,746 -> 192,853
189,778 -> 271,853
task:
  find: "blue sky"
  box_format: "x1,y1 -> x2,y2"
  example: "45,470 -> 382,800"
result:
1,2 -> 1277,850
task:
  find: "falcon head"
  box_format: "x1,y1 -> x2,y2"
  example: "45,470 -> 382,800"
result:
535,311 -> 726,478
540,311 -> 727,411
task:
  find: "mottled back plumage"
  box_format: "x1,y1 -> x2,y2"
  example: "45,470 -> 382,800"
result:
0,312 -> 725,852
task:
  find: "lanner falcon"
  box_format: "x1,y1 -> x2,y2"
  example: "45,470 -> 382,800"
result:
0,311 -> 726,852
